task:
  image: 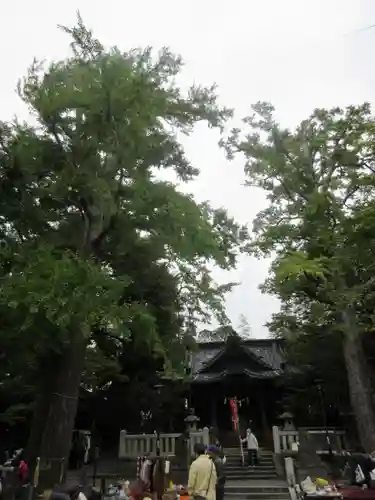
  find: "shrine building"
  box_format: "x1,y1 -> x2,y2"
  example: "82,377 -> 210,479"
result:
189,334 -> 284,445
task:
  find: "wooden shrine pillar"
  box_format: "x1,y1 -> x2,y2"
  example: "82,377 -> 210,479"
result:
259,388 -> 271,446
211,395 -> 217,429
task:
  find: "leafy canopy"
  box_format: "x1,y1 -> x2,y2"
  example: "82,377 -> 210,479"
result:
0,15 -> 247,372
224,102 -> 375,325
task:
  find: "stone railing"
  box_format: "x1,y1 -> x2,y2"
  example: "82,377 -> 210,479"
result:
118,427 -> 210,459
119,431 -> 181,458
272,426 -> 347,454
188,427 -> 210,457
273,426 -> 299,453
302,428 -> 347,454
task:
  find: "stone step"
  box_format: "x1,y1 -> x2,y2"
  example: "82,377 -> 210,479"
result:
225,464 -> 275,471
224,452 -> 273,462
226,462 -> 274,468
226,470 -> 278,476
226,473 -> 280,480
226,454 -> 273,459
227,469 -> 277,473
225,455 -> 274,467
225,485 -> 290,498
225,493 -> 290,500
225,456 -> 274,467
225,448 -> 273,454
226,462 -> 274,467
227,456 -> 273,459
225,453 -> 274,458
226,469 -> 278,474
225,457 -> 275,469
225,480 -> 288,490
225,485 -> 290,499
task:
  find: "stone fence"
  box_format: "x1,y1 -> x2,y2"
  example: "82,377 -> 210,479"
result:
119,427 -> 210,459
272,426 -> 347,454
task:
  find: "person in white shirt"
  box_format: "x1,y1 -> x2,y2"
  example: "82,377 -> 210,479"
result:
241,428 -> 259,467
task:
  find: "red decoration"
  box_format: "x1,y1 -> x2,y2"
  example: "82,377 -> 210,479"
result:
229,398 -> 239,431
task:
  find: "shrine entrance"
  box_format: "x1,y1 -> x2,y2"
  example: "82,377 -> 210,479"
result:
192,382 -> 275,441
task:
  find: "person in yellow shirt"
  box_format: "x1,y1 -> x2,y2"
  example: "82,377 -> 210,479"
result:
188,443 -> 217,500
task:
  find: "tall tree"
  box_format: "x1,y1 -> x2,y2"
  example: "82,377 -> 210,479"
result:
224,102 -> 375,450
270,313 -> 350,425
0,16 -> 247,484
197,319 -> 252,342
237,314 -> 252,338
196,325 -> 237,342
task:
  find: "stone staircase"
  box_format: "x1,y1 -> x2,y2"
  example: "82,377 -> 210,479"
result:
224,446 -> 290,500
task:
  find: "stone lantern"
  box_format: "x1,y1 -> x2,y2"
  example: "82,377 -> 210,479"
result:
184,409 -> 200,432
279,411 -> 295,431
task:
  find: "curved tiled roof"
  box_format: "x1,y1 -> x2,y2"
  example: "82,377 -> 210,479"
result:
191,346 -> 223,374
244,344 -> 284,370
191,339 -> 284,380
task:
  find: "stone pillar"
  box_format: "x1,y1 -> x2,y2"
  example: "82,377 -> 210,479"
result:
202,426 -> 210,446
273,426 -> 281,453
119,429 -> 127,458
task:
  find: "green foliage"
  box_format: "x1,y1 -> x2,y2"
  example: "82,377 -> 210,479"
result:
225,101 -> 375,446
0,16 -> 247,433
198,315 -> 253,342
0,15 -> 246,349
1,244 -> 130,331
237,314 -> 252,338
270,307 -> 350,422
197,325 -> 238,342
224,101 -> 375,322
0,404 -> 32,425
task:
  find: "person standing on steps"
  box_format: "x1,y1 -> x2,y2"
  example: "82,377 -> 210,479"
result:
241,428 -> 259,467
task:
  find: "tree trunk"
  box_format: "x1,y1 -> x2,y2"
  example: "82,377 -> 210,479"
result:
25,355 -> 59,469
38,325 -> 88,488
26,385 -> 53,469
342,310 -> 375,451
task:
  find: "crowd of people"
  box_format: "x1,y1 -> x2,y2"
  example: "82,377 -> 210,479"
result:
187,427 -> 260,500
6,426 -> 375,500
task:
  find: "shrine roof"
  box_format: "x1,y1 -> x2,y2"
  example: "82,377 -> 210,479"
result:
191,338 -> 284,379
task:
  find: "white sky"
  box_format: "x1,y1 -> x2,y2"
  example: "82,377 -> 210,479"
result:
1,0 -> 374,337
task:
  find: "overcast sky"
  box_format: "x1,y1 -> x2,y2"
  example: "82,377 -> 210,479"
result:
2,0 -> 375,337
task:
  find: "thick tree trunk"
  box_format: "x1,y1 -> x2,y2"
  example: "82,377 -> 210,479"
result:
342,310 -> 375,452
38,325 -> 88,488
26,355 -> 59,469
26,385 -> 53,469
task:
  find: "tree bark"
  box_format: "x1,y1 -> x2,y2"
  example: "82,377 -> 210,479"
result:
26,383 -> 53,469
342,310 -> 375,452
25,355 -> 59,469
38,325 -> 88,488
